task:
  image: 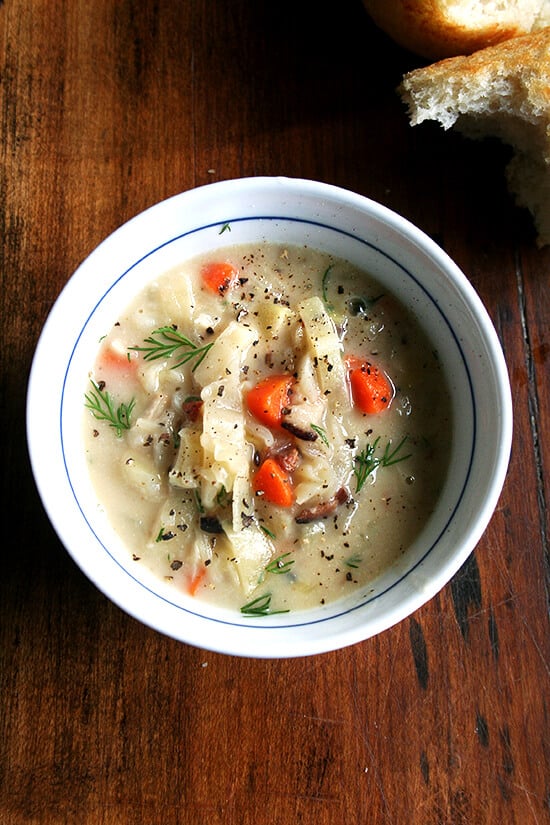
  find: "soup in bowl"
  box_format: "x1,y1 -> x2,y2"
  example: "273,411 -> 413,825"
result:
26,177 -> 512,657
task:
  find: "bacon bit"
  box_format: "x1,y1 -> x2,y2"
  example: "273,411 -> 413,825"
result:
182,398 -> 203,423
274,444 -> 301,473
281,420 -> 318,441
295,487 -> 350,524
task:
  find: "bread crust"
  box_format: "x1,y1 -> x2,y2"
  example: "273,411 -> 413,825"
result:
362,0 -> 538,59
399,27 -> 550,125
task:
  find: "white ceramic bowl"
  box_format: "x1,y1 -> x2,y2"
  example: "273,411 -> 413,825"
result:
27,177 -> 512,658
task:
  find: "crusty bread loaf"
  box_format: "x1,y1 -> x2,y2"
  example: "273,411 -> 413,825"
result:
398,27 -> 550,247
363,0 -> 550,59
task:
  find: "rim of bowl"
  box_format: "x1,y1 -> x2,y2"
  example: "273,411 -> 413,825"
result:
26,176 -> 513,657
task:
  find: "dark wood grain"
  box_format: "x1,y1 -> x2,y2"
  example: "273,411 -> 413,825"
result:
1,2 -> 549,823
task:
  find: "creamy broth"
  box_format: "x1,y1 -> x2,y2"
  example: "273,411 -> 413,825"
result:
84,242 -> 451,613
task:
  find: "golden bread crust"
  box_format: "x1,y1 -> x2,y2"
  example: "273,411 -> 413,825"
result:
362,0 -> 536,59
400,26 -> 550,113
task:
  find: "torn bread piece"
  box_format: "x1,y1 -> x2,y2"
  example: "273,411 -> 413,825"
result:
398,27 -> 550,247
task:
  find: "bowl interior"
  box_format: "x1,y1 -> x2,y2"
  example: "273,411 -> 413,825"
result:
27,177 -> 512,657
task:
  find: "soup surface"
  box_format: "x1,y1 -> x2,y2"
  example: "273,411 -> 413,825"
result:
84,242 -> 452,614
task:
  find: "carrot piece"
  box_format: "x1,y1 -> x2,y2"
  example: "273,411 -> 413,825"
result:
187,566 -> 208,596
345,356 -> 393,414
201,261 -> 239,295
99,342 -> 138,371
253,457 -> 294,507
246,374 -> 294,429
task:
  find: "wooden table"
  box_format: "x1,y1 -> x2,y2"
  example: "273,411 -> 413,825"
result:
2,2 -> 549,823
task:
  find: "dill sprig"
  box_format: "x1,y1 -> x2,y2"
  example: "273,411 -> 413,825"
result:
84,380 -> 135,437
216,485 -> 229,506
321,265 -> 334,312
348,294 -> 384,317
193,489 -> 205,514
310,423 -> 329,446
155,526 -> 175,542
240,593 -> 289,616
265,553 -> 295,575
345,553 -> 363,569
354,435 -> 411,493
130,326 -> 214,371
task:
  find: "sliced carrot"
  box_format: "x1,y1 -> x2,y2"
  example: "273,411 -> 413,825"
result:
253,457 -> 294,507
187,565 -> 208,596
345,356 -> 393,414
201,261 -> 239,295
246,374 -> 294,429
98,341 -> 138,374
